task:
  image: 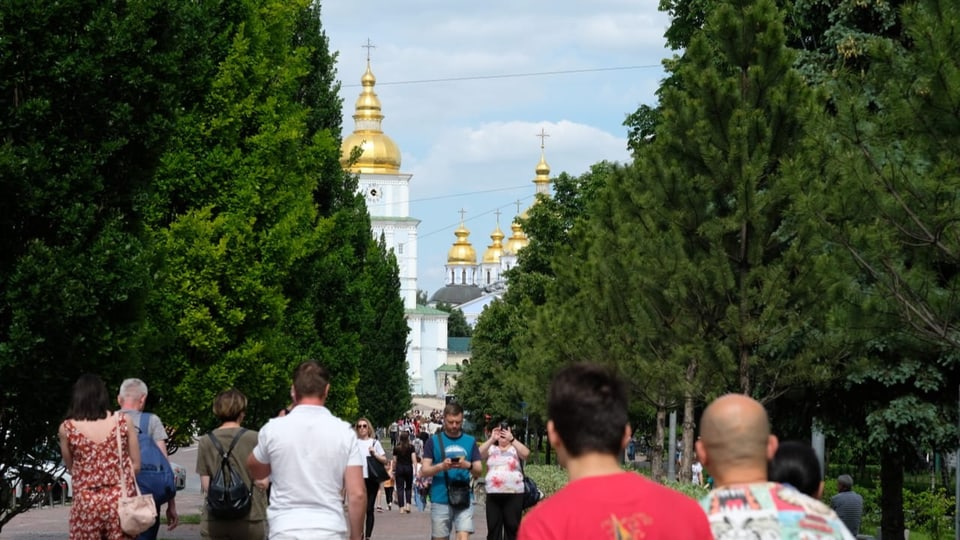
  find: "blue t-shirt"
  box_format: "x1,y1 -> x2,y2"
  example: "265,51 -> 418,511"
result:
423,431 -> 481,504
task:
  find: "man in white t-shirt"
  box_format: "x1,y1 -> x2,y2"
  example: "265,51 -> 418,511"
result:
248,361 -> 365,540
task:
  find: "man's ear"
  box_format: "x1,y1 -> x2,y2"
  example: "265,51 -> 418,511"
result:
546,420 -> 562,450
620,423 -> 632,451
695,439 -> 708,467
766,434 -> 779,461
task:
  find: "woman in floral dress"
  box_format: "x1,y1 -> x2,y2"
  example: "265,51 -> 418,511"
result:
479,423 -> 530,540
59,374 -> 141,539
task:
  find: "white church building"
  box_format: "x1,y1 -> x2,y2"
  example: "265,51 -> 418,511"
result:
340,60 -> 449,396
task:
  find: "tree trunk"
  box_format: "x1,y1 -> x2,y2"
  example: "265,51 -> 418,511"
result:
652,406 -> 666,482
679,390 -> 695,483
679,355 -> 699,483
880,446 -> 905,540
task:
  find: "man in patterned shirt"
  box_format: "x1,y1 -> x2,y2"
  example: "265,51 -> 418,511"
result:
697,394 -> 855,539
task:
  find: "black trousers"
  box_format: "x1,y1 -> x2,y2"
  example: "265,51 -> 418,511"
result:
395,464 -> 414,507
485,493 -> 524,540
364,476 -> 380,539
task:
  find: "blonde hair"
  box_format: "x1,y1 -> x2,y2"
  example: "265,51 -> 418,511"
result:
213,388 -> 247,422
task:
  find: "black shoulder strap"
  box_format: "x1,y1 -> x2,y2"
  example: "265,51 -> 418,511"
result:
436,433 -> 453,491
207,429 -> 247,464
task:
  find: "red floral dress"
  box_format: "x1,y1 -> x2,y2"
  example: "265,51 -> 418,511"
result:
63,413 -> 138,540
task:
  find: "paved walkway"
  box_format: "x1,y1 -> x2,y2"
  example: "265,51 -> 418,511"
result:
2,492 -> 488,539
2,440 -> 488,539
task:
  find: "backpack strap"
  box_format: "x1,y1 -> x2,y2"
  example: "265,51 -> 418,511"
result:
207,429 -> 247,461
138,412 -> 151,436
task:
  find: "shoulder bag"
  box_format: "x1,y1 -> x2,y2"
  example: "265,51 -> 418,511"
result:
436,434 -> 471,509
115,413 -> 158,535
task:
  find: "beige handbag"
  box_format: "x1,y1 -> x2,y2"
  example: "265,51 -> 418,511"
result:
114,413 -> 157,535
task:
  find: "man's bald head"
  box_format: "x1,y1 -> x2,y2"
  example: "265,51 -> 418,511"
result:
697,394 -> 776,483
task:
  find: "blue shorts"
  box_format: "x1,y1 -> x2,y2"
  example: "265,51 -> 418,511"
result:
431,502 -> 474,537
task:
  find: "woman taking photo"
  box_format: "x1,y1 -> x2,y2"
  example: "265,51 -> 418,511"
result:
59,374 -> 141,539
480,422 -> 530,540
355,417 -> 387,540
196,388 -> 267,539
390,431 -> 417,513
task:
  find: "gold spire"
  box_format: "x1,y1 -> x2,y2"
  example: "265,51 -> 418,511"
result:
533,128 -> 551,193
483,211 -> 506,263
447,210 -> 477,264
340,42 -> 401,174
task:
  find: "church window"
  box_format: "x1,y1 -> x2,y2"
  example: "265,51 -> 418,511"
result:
486,271 -> 490,284
461,269 -> 466,284
450,270 -> 455,283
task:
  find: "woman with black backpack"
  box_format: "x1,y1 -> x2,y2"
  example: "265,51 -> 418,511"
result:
196,389 -> 267,539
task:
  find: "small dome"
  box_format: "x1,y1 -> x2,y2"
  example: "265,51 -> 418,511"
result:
505,220 -> 528,254
340,62 -> 402,174
482,224 -> 505,263
448,221 -> 477,264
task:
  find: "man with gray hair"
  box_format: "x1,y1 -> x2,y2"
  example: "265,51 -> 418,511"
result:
831,474 -> 864,536
118,378 -> 179,539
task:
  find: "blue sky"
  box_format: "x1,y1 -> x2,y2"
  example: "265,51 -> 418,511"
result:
322,1 -> 673,295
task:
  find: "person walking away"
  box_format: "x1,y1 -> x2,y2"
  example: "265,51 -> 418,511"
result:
196,388 -> 267,539
60,374 -> 141,539
389,421 -> 399,447
420,402 -> 482,540
831,474 -> 864,536
480,422 -> 530,540
697,394 -> 854,539
391,432 -> 417,513
769,440 -> 824,498
247,361 -> 365,539
517,363 -> 710,540
355,417 -> 388,538
117,378 -> 178,539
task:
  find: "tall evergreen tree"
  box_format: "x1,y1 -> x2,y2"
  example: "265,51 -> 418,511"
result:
356,236 -> 411,427
795,0 -> 960,535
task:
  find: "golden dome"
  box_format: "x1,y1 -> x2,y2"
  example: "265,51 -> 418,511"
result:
340,62 -> 401,174
482,224 -> 506,263
447,220 -> 477,264
533,151 -> 550,190
505,220 -> 528,254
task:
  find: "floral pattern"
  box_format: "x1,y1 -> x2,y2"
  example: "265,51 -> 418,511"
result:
63,414 -> 138,540
484,445 -> 524,494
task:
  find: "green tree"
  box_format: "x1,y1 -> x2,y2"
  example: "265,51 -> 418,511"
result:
526,0 -> 828,480
794,0 -> 960,535
0,0 -> 219,524
356,236 -> 411,427
435,303 -> 472,337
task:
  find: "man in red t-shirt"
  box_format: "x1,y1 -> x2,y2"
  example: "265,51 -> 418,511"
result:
517,363 -> 711,540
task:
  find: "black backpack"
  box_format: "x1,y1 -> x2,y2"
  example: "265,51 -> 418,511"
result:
206,429 -> 252,520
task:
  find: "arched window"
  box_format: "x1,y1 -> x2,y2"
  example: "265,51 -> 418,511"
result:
462,269 -> 467,284
486,270 -> 491,284
450,269 -> 455,283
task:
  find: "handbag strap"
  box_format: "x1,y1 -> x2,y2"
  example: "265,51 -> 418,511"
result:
435,433 -> 453,494
115,413 -> 143,496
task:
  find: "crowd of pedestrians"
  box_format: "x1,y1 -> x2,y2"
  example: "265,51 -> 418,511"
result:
57,361 -> 868,540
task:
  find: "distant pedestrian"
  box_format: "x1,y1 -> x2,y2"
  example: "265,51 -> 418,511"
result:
391,432 -> 417,514
420,402 -> 482,540
480,422 -> 530,540
831,474 -> 864,536
356,417 -> 388,539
